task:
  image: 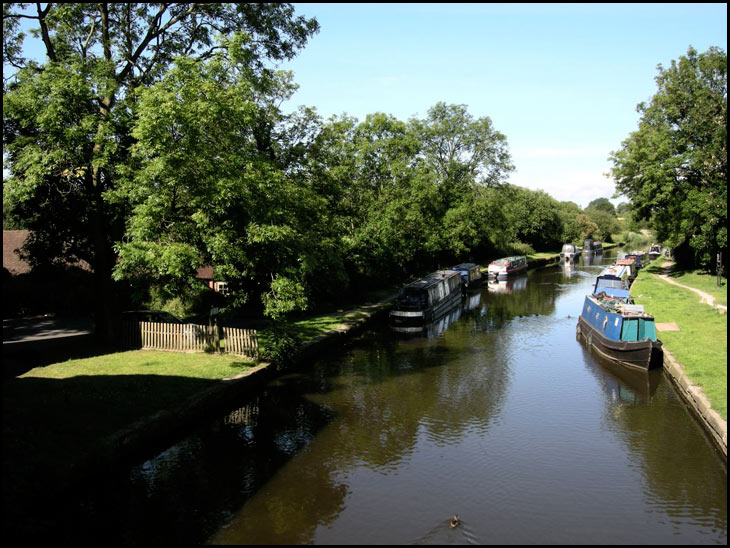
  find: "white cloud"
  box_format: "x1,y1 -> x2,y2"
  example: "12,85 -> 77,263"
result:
508,167 -> 622,208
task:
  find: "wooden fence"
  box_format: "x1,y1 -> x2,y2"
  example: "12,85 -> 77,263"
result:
120,320 -> 258,359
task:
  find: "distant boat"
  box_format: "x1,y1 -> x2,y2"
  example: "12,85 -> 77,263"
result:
559,243 -> 579,263
648,244 -> 662,260
614,258 -> 638,283
390,270 -> 462,325
577,294 -> 662,371
451,263 -> 483,292
487,256 -> 527,279
594,264 -> 632,297
625,252 -> 647,269
582,238 -> 595,254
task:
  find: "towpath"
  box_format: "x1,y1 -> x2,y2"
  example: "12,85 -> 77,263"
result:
652,261 -> 727,314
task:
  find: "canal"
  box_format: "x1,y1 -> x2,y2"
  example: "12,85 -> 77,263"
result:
73,249 -> 726,544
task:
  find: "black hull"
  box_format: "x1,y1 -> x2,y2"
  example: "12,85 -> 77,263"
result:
576,316 -> 662,371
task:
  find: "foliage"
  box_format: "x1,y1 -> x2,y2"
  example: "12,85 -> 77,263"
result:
5,2 -> 650,326
586,197 -> 616,216
610,46 -> 727,271
3,3 -> 320,340
583,207 -> 620,242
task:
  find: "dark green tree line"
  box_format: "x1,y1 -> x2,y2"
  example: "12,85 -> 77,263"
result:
5,3 -> 642,326
610,46 -> 727,271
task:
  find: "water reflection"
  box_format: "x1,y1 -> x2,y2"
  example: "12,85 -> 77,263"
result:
51,247 -> 725,545
486,273 -> 527,294
389,299 -> 463,338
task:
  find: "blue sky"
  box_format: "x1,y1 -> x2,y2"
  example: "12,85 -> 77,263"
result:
279,3 -> 727,208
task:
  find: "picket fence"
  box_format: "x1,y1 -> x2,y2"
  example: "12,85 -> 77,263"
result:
120,320 -> 258,359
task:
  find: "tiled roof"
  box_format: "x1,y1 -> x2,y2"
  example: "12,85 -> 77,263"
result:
3,230 -> 31,275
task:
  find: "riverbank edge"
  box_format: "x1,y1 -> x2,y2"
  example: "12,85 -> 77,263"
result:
662,348 -> 727,458
75,300 -> 394,480
629,262 -> 728,459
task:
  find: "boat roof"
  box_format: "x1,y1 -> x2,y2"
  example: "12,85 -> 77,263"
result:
490,255 -> 526,264
451,263 -> 479,270
599,265 -> 630,278
404,270 -> 460,291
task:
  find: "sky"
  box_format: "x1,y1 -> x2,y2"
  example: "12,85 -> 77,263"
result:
278,3 -> 727,208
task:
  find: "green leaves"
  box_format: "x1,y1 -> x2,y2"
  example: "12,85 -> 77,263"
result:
610,46 -> 727,269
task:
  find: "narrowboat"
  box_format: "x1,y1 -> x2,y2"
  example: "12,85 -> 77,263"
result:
390,270 -> 462,324
487,256 -> 527,279
451,263 -> 483,292
576,294 -> 662,371
625,252 -> 647,269
614,258 -> 637,282
594,264 -> 632,296
593,241 -> 603,254
559,243 -> 579,263
648,244 -> 662,260
582,238 -> 595,254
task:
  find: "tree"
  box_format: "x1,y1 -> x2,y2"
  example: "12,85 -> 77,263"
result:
3,3 -> 319,340
586,197 -> 616,216
609,46 -> 727,270
113,56 -> 344,319
411,102 -> 514,207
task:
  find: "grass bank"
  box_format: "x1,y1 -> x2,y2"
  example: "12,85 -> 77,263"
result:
632,260 -> 727,420
2,350 -> 257,519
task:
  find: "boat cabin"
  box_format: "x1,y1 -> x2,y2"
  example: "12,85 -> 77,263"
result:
487,256 -> 527,279
451,263 -> 483,290
390,270 -> 462,323
648,244 -> 662,259
592,263 -> 635,300
625,252 -> 646,269
581,295 -> 658,343
560,243 -> 579,262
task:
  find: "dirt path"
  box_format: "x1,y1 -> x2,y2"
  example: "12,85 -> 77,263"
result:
653,262 -> 727,314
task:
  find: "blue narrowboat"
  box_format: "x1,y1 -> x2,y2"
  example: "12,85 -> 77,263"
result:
576,294 -> 662,370
451,263 -> 483,292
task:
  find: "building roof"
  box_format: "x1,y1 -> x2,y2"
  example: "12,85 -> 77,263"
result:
3,230 -> 31,275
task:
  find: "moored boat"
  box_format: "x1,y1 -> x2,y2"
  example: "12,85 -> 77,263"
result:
576,294 -> 662,371
451,263 -> 483,292
614,258 -> 637,282
559,243 -> 579,263
594,264 -> 632,297
487,256 -> 527,279
390,270 -> 462,325
648,244 -> 662,260
625,252 -> 647,269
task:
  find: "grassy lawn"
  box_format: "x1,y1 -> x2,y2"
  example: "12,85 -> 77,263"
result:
2,350 -> 257,512
632,260 -> 727,420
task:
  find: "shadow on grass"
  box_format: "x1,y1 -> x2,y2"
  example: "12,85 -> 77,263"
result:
2,368 -> 340,544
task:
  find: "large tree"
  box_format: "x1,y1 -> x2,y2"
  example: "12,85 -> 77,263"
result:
3,3 -> 319,339
609,46 -> 727,270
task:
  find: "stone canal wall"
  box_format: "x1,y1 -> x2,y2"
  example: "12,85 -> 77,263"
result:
662,349 -> 727,458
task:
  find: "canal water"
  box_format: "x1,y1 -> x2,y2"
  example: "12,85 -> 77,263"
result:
75,250 -> 726,544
